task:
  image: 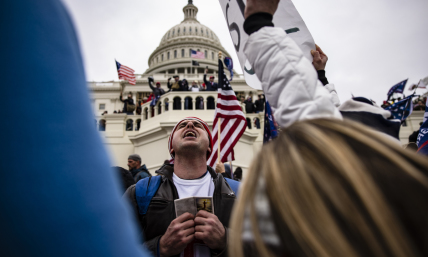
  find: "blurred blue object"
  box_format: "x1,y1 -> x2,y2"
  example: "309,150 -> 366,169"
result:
0,1 -> 151,256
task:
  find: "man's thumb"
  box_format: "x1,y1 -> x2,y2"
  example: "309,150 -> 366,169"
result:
313,51 -> 321,60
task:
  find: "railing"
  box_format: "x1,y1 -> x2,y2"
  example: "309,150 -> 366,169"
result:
95,91 -> 264,134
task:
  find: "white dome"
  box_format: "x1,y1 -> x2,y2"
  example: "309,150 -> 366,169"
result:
160,20 -> 221,46
144,1 -> 230,75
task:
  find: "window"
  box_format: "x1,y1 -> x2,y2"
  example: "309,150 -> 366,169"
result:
201,29 -> 204,35
190,27 -> 192,33
205,50 -> 207,58
167,52 -> 170,60
178,28 -> 180,34
174,50 -> 177,58
195,28 -> 198,33
99,104 -> 105,110
189,49 -> 192,56
168,31 -> 170,38
182,49 -> 185,57
207,30 -> 209,36
172,30 -> 175,36
211,52 -> 214,60
184,27 -> 186,33
161,54 -> 164,61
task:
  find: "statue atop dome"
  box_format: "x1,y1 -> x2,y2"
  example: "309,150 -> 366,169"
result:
188,0 -> 193,4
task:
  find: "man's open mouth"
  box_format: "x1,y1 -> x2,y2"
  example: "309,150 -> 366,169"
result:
184,131 -> 197,138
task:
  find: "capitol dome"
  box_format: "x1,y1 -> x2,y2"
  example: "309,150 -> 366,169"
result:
144,0 -> 231,75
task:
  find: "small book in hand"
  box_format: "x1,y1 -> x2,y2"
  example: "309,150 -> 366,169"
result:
174,197 -> 214,217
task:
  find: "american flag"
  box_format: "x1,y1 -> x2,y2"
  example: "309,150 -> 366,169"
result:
116,61 -> 136,85
191,49 -> 205,59
207,59 -> 246,168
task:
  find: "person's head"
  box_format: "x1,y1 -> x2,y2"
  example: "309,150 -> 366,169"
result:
156,82 -> 161,88
418,100 -> 423,105
209,76 -> 215,82
128,93 -> 132,99
173,75 -> 179,82
230,118 -> 428,257
240,96 -> 245,103
127,154 -> 141,170
234,167 -> 242,180
168,117 -> 213,161
192,81 -> 198,87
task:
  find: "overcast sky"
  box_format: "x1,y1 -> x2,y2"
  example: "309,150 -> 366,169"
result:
62,0 -> 428,105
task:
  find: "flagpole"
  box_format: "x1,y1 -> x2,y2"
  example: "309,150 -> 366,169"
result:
413,79 -> 422,95
217,51 -> 223,165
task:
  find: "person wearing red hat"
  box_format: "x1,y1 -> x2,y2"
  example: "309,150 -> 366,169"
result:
125,117 -> 238,257
148,76 -> 166,97
203,68 -> 218,92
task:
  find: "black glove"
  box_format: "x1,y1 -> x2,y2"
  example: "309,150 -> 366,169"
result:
148,76 -> 154,82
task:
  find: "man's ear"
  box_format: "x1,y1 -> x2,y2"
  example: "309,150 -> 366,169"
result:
207,147 -> 212,155
170,149 -> 175,156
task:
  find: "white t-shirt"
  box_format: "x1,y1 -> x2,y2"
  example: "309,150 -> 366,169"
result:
172,172 -> 215,257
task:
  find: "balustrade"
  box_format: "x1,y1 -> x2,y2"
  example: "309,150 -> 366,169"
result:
95,91 -> 265,135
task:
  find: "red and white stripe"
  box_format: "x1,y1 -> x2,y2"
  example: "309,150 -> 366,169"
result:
118,64 -> 136,85
207,86 -> 246,168
191,50 -> 205,59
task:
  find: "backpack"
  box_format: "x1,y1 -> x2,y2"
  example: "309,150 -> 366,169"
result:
135,176 -> 239,215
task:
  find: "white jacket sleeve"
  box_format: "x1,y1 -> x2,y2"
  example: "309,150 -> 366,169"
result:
244,27 -> 342,127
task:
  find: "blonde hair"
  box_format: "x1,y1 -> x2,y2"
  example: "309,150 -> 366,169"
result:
230,118 -> 428,257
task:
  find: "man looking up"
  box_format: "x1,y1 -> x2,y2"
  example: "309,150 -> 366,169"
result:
127,154 -> 151,182
125,117 -> 237,257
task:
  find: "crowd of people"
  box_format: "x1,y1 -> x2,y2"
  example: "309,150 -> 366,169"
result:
5,0 -> 428,257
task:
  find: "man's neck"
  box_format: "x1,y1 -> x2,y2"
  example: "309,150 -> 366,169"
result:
174,155 -> 207,180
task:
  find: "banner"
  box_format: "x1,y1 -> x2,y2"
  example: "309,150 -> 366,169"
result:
218,0 -> 315,90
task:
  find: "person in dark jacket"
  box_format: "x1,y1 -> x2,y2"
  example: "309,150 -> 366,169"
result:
148,77 -> 166,97
204,68 -> 218,91
244,96 -> 256,113
113,166 -> 135,193
127,154 -> 151,182
125,117 -> 237,257
120,92 -> 135,115
167,75 -> 184,91
254,94 -> 265,113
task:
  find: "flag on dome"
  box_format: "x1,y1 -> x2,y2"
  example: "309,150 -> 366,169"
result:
207,59 -> 246,168
384,95 -> 414,122
387,79 -> 407,100
116,60 -> 136,85
417,98 -> 428,155
191,49 -> 205,59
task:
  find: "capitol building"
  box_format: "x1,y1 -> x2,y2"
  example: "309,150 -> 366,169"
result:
89,1 -> 422,173
90,1 -> 264,173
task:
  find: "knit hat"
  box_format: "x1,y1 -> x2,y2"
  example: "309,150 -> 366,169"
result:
156,82 -> 161,86
128,154 -> 141,162
168,117 -> 213,160
210,76 -> 215,79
